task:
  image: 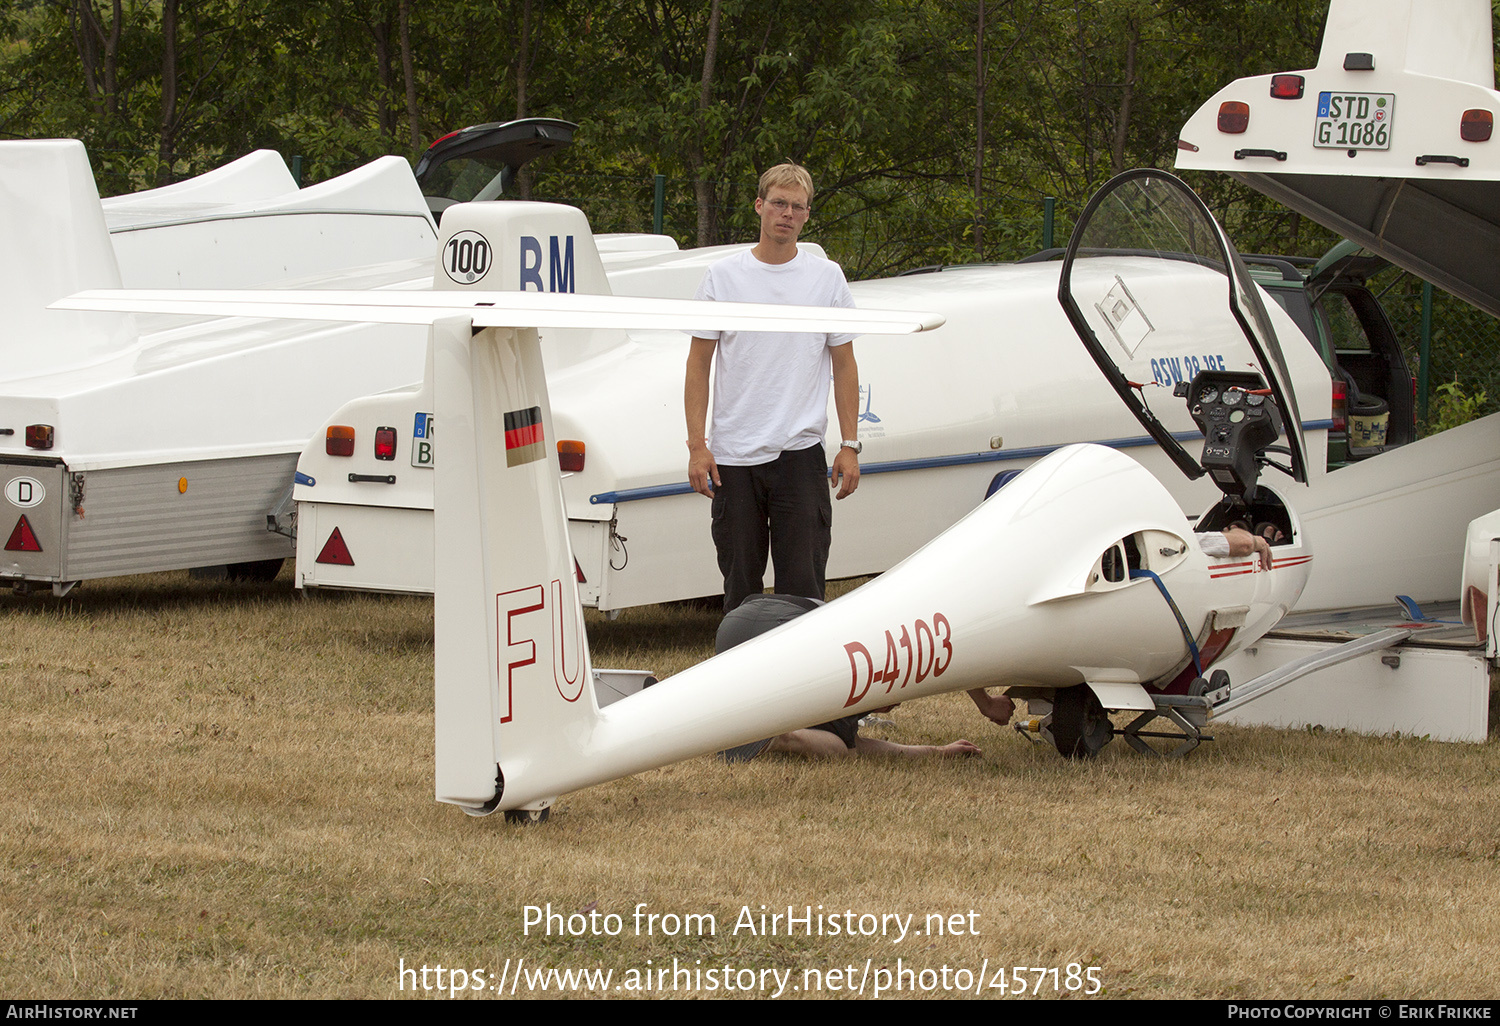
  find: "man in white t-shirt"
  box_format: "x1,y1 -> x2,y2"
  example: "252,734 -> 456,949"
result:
685,163 -> 861,613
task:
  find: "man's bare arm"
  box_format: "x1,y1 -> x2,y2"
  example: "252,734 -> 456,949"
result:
685,336 -> 720,498
830,342 -> 860,499
967,688 -> 1015,725
1221,526 -> 1272,570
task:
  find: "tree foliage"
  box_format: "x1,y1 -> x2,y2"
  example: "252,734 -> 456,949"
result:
5,1 -> 1464,274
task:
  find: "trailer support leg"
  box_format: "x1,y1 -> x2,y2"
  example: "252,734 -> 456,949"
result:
1120,705 -> 1211,759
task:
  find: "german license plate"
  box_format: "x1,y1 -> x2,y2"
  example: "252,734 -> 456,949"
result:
411,412 -> 434,467
1314,91 -> 1394,149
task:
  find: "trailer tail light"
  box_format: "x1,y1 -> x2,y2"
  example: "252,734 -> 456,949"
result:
374,426 -> 397,461
1461,109 -> 1493,142
557,440 -> 585,472
1331,380 -> 1348,433
326,426 -> 355,457
1269,75 -> 1304,100
1218,101 -> 1250,134
25,425 -> 53,450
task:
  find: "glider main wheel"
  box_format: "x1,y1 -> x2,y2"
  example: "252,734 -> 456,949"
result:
504,807 -> 551,826
1051,685 -> 1113,759
1188,669 -> 1230,699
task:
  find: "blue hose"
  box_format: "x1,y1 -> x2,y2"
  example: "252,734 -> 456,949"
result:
1130,568 -> 1203,679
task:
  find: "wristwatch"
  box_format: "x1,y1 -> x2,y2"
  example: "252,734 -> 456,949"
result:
840,439 -> 862,455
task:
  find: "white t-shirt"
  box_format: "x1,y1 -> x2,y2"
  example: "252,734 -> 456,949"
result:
694,248 -> 856,466
1196,532 -> 1230,557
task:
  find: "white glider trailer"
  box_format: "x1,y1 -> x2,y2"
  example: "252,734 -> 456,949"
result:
289,188 -> 1429,621
0,119 -> 592,594
59,171 -> 1339,816
1176,0 -> 1500,741
288,197 -> 1340,609
0,140 -> 438,593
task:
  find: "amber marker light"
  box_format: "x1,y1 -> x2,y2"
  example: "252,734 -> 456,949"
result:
1218,101 -> 1250,134
326,425 -> 355,457
558,440 -> 586,473
1461,109 -> 1493,142
25,424 -> 53,450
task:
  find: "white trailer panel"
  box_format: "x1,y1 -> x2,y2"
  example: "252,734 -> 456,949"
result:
1217,628 -> 1490,743
0,140 -> 442,589
64,455 -> 296,577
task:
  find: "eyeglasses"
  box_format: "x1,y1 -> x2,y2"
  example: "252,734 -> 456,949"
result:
765,198 -> 809,215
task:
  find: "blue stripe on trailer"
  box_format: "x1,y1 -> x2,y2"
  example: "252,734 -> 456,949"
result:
588,420 -> 1335,506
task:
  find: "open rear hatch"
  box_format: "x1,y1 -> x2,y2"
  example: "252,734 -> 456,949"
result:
414,118 -> 577,222
1175,0 -> 1500,319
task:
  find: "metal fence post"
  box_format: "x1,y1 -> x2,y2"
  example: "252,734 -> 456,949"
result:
1419,280 -> 1433,422
291,155 -> 303,188
653,174 -> 666,235
1042,196 -> 1056,250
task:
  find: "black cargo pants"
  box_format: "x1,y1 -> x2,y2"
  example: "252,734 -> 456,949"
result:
710,444 -> 832,614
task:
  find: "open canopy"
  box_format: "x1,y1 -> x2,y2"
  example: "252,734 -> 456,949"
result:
1057,169 -> 1309,487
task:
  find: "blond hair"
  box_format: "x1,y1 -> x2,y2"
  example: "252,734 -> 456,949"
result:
757,163 -> 814,202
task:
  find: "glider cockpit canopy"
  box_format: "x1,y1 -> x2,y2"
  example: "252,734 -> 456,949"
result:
1057,169 -> 1309,496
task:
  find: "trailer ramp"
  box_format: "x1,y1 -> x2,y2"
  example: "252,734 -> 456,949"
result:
1213,602 -> 1492,743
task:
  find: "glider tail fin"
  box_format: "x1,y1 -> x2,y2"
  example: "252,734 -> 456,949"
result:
1,140 -> 127,361
435,201 -> 618,369
432,315 -> 596,812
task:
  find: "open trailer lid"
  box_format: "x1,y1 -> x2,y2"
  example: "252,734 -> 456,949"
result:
1058,169 -> 1309,489
1175,0 -> 1500,320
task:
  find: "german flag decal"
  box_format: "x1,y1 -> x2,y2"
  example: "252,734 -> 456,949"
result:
504,406 -> 545,467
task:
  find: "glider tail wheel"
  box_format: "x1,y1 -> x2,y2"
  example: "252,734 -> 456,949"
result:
1050,685 -> 1114,759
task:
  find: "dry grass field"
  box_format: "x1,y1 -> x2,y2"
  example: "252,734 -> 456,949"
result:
2,570 -> 1498,1000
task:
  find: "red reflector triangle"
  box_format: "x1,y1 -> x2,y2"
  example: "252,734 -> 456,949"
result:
315,527 -> 354,565
4,515 -> 41,552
